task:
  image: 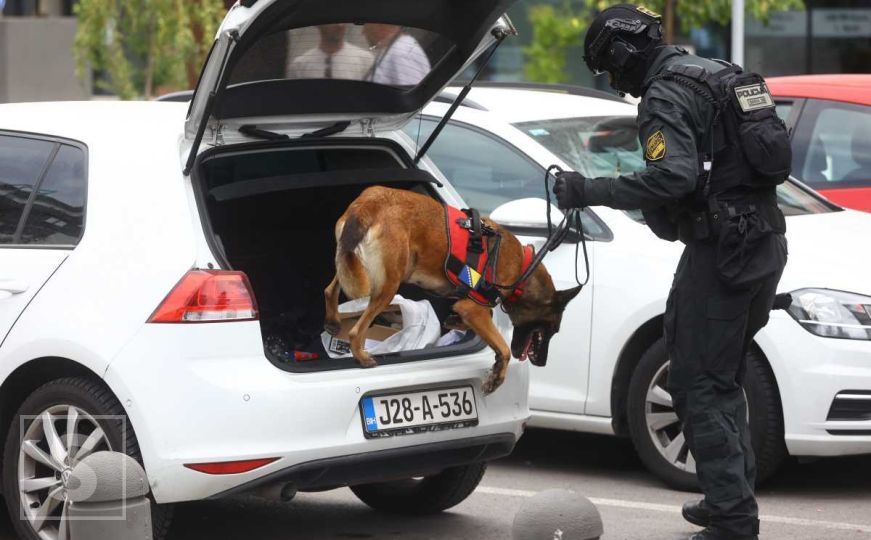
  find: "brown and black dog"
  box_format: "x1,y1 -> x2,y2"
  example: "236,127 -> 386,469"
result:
324,186 -> 580,394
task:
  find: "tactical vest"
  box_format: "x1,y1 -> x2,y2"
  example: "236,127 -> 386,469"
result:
647,61 -> 792,199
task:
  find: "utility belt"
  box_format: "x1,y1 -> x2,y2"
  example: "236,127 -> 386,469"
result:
677,191 -> 785,244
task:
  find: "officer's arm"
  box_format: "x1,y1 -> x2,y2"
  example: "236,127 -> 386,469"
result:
584,83 -> 700,211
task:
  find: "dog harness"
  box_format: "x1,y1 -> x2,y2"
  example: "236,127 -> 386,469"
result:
443,205 -> 535,308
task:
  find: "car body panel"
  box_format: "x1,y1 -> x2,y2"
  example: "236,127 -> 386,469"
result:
0,100 -> 530,503
767,75 -> 871,107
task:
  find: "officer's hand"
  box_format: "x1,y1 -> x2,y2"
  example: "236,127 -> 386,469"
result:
553,171 -> 587,210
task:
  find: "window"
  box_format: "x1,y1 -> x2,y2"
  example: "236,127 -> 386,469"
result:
0,134 -> 87,247
406,118 -> 610,239
0,135 -> 56,243
229,24 -> 450,88
775,102 -> 793,123
791,100 -> 871,189
514,116 -> 646,179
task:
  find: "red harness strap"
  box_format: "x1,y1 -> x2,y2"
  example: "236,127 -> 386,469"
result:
443,205 -> 535,307
502,244 -> 535,307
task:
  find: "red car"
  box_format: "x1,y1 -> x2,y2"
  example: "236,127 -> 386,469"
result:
767,75 -> 871,212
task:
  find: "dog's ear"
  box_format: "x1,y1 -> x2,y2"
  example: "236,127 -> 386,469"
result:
553,286 -> 582,309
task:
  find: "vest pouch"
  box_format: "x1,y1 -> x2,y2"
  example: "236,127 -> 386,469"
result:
729,74 -> 792,186
738,110 -> 792,185
715,206 -> 784,289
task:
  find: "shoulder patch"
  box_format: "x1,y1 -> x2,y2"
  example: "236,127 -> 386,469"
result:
645,130 -> 667,161
636,6 -> 661,18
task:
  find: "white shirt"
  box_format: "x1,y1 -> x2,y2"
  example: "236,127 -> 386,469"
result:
287,42 -> 374,81
371,34 -> 431,86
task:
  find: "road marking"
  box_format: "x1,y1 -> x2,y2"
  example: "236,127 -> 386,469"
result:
477,486 -> 871,533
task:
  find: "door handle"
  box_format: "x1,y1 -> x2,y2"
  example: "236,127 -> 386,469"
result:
0,280 -> 29,295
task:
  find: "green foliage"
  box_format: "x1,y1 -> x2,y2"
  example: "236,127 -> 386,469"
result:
591,0 -> 805,32
74,0 -> 225,99
524,5 -> 588,84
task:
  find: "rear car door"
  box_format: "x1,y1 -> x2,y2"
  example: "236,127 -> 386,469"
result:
406,116 -> 598,414
0,133 -> 87,345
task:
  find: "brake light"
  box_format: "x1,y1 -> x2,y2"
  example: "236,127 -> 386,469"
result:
148,270 -> 259,323
184,457 -> 278,475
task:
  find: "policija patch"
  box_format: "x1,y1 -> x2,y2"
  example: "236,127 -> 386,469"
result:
645,130 -> 667,161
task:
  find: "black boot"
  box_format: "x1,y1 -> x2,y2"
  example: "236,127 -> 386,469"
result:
689,527 -> 758,540
682,500 -> 711,527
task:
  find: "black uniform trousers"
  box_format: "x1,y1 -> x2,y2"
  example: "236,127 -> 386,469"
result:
664,233 -> 787,537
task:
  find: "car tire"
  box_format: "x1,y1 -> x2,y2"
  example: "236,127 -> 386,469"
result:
626,338 -> 786,491
350,461 -> 487,515
2,376 -> 173,540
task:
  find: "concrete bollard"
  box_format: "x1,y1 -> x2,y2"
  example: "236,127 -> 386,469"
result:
66,451 -> 153,540
513,489 -> 604,540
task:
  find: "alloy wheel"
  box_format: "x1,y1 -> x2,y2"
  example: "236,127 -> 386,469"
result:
644,362 -> 696,474
17,404 -> 112,540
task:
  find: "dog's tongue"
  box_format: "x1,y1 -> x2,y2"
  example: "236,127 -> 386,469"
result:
520,334 -> 534,362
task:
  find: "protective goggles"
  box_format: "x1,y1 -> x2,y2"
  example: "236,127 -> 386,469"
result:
583,17 -> 662,75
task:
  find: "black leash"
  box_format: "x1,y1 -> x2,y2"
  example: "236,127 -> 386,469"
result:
492,165 -> 591,302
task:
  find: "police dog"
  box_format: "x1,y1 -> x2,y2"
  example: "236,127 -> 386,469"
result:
324,186 -> 581,394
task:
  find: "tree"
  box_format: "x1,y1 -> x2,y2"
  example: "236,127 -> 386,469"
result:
524,5 -> 587,84
592,0 -> 805,43
524,0 -> 805,83
74,0 -> 225,100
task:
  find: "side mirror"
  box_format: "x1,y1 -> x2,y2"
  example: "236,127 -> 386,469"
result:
490,198 -> 571,238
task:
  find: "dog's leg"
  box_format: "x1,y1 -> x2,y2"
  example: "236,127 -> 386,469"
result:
348,285 -> 398,368
324,275 -> 342,336
452,299 -> 510,395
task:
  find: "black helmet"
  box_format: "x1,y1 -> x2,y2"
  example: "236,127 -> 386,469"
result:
583,4 -> 663,96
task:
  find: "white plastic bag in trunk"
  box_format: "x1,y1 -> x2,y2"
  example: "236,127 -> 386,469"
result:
322,295 -> 442,359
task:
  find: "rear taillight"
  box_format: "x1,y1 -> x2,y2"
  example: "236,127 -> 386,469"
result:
148,270 -> 259,323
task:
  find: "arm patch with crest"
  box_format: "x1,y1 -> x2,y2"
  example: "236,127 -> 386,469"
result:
645,130 -> 667,161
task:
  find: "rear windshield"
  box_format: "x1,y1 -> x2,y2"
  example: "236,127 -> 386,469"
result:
515,116 -> 838,216
229,24 -> 453,89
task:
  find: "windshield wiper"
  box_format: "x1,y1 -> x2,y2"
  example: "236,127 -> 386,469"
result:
239,121 -> 351,141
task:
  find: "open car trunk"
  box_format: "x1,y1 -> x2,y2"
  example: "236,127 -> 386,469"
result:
193,140 -> 483,372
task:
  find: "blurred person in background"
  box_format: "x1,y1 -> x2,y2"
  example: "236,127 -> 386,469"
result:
288,23 -> 373,80
363,24 -> 431,86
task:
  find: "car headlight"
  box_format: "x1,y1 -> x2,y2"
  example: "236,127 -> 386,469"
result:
787,289 -> 871,341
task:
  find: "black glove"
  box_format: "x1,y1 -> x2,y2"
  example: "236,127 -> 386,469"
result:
552,171 -> 587,210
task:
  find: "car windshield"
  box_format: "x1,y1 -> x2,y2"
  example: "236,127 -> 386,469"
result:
515,116 -> 838,216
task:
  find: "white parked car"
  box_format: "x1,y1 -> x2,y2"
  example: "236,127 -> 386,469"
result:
408,83 -> 871,490
0,4 -> 531,539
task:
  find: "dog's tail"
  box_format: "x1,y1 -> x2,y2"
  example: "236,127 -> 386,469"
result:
335,214 -> 370,299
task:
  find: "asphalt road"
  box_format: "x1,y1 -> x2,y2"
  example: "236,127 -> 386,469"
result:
1,429 -> 869,539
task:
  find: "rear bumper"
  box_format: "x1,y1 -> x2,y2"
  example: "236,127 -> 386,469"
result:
104,322 -> 529,503
212,433 -> 516,499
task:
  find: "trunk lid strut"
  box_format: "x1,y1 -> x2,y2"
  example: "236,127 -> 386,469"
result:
414,27 -> 510,165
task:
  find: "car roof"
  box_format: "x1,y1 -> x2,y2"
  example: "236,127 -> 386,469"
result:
767,75 -> 871,107
443,86 -> 638,123
0,101 -> 187,143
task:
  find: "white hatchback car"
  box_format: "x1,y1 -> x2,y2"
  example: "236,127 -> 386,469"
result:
0,3 -> 531,539
409,83 -> 871,490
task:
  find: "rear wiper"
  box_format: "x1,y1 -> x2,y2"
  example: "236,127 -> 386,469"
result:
238,121 -> 351,141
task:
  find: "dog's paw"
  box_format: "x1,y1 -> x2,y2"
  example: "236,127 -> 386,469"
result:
356,354 -> 378,369
324,319 -> 341,336
482,370 -> 504,395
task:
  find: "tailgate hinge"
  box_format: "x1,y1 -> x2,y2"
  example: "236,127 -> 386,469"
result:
209,123 -> 225,146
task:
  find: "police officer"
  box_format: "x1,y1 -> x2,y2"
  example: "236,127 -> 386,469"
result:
553,4 -> 789,540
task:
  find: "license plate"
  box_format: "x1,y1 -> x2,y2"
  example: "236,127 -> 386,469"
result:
360,386 -> 478,438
